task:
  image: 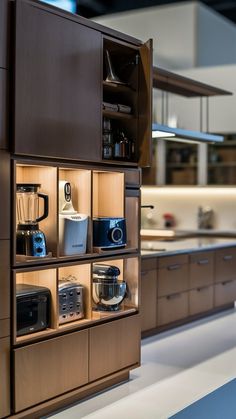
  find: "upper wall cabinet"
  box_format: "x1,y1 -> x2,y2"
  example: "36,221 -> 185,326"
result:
13,1 -> 152,167
13,0 -> 101,162
0,0 -> 10,69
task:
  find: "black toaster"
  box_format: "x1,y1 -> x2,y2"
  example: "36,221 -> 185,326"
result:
58,279 -> 84,324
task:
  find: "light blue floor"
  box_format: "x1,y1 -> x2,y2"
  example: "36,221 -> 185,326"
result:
170,379 -> 236,419
47,307 -> 236,419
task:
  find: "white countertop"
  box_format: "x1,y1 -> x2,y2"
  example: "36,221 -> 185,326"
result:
141,237 -> 236,258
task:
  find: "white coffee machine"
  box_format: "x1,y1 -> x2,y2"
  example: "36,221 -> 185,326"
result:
59,181 -> 88,256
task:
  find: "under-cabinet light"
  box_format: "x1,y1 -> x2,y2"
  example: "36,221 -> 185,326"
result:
152,123 -> 224,144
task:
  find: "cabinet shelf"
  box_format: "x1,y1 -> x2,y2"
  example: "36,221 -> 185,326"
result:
102,109 -> 134,120
208,162 -> 236,168
103,81 -> 136,93
166,163 -> 197,168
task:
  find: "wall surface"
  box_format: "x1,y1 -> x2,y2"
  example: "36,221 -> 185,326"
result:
168,65 -> 236,133
93,1 -> 236,69
141,186 -> 236,230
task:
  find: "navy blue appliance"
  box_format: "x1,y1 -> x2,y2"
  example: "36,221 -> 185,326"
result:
93,217 -> 127,250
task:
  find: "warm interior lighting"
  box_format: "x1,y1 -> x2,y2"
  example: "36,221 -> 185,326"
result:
152,131 -> 175,139
152,123 -> 224,144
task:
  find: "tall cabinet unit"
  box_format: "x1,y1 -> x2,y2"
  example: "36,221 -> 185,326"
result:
0,1 -> 10,418
0,1 -> 152,417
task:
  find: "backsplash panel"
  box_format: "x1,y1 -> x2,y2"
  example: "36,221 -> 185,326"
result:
141,187 -> 236,230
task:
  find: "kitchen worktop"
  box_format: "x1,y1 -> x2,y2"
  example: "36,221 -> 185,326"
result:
141,237 -> 236,258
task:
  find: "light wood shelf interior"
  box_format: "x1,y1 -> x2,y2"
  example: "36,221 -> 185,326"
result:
93,171 -> 124,218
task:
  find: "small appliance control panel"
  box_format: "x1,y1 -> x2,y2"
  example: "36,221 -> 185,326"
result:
58,280 -> 84,324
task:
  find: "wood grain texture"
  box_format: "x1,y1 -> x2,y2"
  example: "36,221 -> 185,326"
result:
157,292 -> 189,326
158,261 -> 189,297
215,247 -> 236,284
0,337 -> 10,418
140,269 -> 157,332
0,152 -> 10,239
0,319 -> 10,338
189,286 -> 214,316
0,241 -> 10,320
14,329 -> 89,412
0,0 -> 10,69
214,279 -> 236,307
138,40 -> 152,168
0,70 -> 8,150
14,0 -> 101,161
89,315 -> 140,381
189,251 -> 214,289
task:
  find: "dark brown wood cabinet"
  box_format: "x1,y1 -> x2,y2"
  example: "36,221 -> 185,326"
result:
14,330 -> 89,412
13,1 -> 152,166
14,0 -> 102,162
0,241 -> 10,321
141,248 -> 236,335
157,254 -> 189,297
89,315 -> 140,382
0,1 -> 149,416
0,0 -> 10,70
0,336 -> 10,418
140,258 -> 157,332
0,70 -> 8,150
0,151 -> 10,239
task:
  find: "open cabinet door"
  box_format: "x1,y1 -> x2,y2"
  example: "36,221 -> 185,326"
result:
138,39 -> 153,168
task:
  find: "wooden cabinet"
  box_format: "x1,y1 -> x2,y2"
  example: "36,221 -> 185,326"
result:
189,251 -> 214,288
0,70 -> 7,150
0,0 -> 10,69
14,0 -> 101,162
13,330 -> 89,412
189,286 -> 214,316
140,258 -> 157,332
215,247 -> 236,284
157,254 -> 189,297
13,1 -> 152,167
157,292 -> 188,326
214,279 -> 236,307
89,315 -> 140,382
0,241 -> 10,321
141,247 -> 236,334
0,336 -> 10,418
0,151 -> 10,239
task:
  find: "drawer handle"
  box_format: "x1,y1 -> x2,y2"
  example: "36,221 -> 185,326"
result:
141,271 -> 148,276
197,286 -> 209,292
197,259 -> 209,265
222,280 -> 233,286
166,293 -> 181,300
223,255 -> 233,261
168,264 -> 181,271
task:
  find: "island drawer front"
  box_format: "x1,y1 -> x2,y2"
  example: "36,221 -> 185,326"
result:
158,254 -> 188,269
157,292 -> 188,326
158,261 -> 189,297
189,286 -> 214,316
189,251 -> 214,289
141,257 -> 157,272
214,279 -> 236,307
13,329 -> 89,412
89,315 -> 140,382
215,248 -> 236,284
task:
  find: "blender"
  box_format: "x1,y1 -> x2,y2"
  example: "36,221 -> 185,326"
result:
16,184 -> 49,257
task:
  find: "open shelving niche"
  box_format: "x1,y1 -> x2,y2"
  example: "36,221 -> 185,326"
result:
102,36 -> 139,164
13,254 -> 140,345
13,162 -> 139,267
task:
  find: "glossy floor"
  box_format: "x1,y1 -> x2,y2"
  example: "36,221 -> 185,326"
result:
48,308 -> 236,419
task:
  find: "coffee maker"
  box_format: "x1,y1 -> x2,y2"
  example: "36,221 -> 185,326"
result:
59,181 -> 88,256
16,183 -> 49,257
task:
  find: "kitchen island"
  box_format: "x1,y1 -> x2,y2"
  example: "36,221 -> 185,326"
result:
141,237 -> 236,336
